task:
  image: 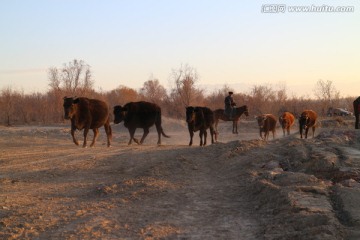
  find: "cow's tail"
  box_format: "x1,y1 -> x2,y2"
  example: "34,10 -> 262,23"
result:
161,128 -> 170,138
156,109 -> 170,138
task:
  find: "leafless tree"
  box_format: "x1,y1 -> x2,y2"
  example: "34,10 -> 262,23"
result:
48,67 -> 61,91
47,67 -> 64,122
48,59 -> 94,96
313,79 -> 340,116
106,85 -> 139,108
61,59 -> 94,95
169,64 -> 204,107
248,84 -> 276,115
0,86 -> 16,126
139,78 -> 167,105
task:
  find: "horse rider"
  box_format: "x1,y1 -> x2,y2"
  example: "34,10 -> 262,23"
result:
225,91 -> 236,119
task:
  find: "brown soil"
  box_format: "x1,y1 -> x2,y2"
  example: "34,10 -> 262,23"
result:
1,118 -> 360,239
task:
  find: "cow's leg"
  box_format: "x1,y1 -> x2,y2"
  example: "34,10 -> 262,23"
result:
210,126 -> 215,143
71,126 -> 79,146
104,123 -> 112,147
199,130 -> 204,146
140,128 -> 150,144
83,128 -> 89,148
214,120 -> 219,136
233,121 -> 238,134
128,128 -> 136,145
189,130 -> 194,146
155,124 -> 162,145
90,128 -> 99,147
312,126 -> 316,138
305,128 -> 309,139
203,130 -> 207,146
287,127 -> 290,136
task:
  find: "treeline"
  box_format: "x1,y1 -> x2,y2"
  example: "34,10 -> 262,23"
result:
0,60 -> 356,126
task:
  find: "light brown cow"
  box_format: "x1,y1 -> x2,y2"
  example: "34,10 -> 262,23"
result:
299,110 -> 317,139
279,112 -> 295,136
256,114 -> 277,140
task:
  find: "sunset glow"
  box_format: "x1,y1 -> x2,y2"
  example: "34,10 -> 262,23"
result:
1,1 -> 359,97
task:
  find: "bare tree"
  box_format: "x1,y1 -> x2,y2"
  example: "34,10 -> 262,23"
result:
61,59 -> 94,95
48,67 -> 61,91
48,59 -> 94,96
313,79 -> 340,116
274,83 -> 289,115
1,86 -> 16,126
248,84 -> 276,115
139,78 -> 167,104
47,67 -> 64,122
169,64 -> 204,107
106,85 -> 139,107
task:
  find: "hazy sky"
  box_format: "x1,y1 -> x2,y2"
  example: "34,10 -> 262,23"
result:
1,0 -> 359,97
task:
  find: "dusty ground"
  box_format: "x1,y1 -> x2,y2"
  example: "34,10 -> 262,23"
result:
1,117 -> 360,239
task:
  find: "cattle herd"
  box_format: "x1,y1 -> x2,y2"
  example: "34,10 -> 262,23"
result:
63,96 -> 360,147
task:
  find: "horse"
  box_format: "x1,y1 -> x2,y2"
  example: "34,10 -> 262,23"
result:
213,105 -> 249,134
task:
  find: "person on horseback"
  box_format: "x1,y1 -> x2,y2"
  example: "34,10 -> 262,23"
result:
224,91 -> 236,120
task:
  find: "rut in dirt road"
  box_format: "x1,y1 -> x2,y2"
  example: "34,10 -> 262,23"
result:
150,144 -> 259,239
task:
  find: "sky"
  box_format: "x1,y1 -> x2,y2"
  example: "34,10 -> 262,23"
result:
0,0 -> 359,98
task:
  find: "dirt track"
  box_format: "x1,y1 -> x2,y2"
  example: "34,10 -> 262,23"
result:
1,119 -> 360,239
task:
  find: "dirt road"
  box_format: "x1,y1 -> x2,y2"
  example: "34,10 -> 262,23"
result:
1,119 -> 360,239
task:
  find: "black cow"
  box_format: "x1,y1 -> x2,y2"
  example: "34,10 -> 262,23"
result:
186,106 -> 216,146
113,101 -> 170,145
63,97 -> 112,147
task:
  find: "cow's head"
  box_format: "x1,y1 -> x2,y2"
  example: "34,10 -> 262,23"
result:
186,106 -> 197,123
113,105 -> 127,124
63,97 -> 80,120
256,115 -> 267,129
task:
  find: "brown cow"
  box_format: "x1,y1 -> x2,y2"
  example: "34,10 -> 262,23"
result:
63,97 -> 112,147
299,110 -> 317,139
186,106 -> 216,146
256,114 -> 277,140
279,112 -> 295,136
113,101 -> 169,145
